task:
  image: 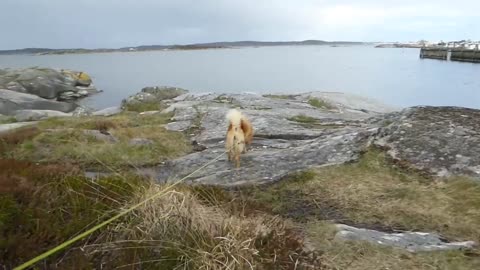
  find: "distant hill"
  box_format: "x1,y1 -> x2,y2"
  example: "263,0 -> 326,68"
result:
0,40 -> 367,55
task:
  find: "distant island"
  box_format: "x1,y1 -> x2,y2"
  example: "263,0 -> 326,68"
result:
0,40 -> 367,55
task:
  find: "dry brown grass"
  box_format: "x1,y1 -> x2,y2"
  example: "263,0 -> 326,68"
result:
238,149 -> 480,269
84,183 -> 319,270
0,127 -> 39,154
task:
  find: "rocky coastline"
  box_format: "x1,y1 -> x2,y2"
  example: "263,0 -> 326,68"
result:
1,68 -> 480,269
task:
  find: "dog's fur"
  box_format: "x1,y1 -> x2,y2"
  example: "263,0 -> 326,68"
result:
226,109 -> 253,168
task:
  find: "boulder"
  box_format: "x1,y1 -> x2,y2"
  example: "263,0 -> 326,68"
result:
0,67 -> 98,100
0,89 -> 77,115
61,70 -> 92,87
14,110 -> 72,122
375,106 -> 480,179
1,67 -> 77,99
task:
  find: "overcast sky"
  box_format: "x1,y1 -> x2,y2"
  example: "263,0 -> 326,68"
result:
1,0 -> 479,49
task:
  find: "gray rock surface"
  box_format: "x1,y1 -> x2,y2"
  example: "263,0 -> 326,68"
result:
375,106 -> 480,179
148,91 -> 393,186
14,110 -> 72,122
93,106 -> 122,116
0,67 -> 75,99
334,224 -> 477,252
0,89 -> 77,115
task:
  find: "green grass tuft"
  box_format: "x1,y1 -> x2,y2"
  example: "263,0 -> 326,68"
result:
308,97 -> 336,110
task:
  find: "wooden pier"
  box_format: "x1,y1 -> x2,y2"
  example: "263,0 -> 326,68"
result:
420,43 -> 480,63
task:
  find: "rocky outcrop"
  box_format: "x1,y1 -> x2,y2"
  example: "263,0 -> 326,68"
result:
0,67 -> 99,115
375,106 -> 480,179
145,91 -> 394,186
113,90 -> 480,185
0,67 -> 98,100
0,89 -> 77,115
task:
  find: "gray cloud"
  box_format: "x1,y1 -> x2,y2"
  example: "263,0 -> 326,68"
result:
1,0 -> 479,49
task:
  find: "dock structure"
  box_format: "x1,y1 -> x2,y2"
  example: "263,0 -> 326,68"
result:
420,42 -> 480,63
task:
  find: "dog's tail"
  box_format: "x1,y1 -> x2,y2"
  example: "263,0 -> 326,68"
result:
226,109 -> 242,127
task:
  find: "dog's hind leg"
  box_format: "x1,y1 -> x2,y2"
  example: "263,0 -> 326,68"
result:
235,154 -> 240,168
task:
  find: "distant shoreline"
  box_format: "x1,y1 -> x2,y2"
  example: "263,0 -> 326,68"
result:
0,40 -> 368,56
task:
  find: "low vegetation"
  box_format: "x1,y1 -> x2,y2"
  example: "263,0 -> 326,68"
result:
308,97 -> 336,110
0,116 -> 17,124
0,159 -> 317,269
287,114 -> 345,129
122,101 -> 167,112
236,149 -> 480,269
2,113 -> 191,169
287,114 -> 318,124
2,110 -> 480,269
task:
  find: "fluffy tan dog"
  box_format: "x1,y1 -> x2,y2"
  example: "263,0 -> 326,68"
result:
225,109 -> 253,167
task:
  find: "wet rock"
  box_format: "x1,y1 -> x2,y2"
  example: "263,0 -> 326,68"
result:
334,224 -> 477,252
375,106 -> 480,179
14,109 -> 72,122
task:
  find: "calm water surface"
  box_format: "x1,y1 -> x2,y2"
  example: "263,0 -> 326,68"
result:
1,46 -> 479,109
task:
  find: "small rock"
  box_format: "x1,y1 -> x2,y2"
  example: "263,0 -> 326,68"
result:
72,106 -> 94,117
139,110 -> 161,115
93,106 -> 122,117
